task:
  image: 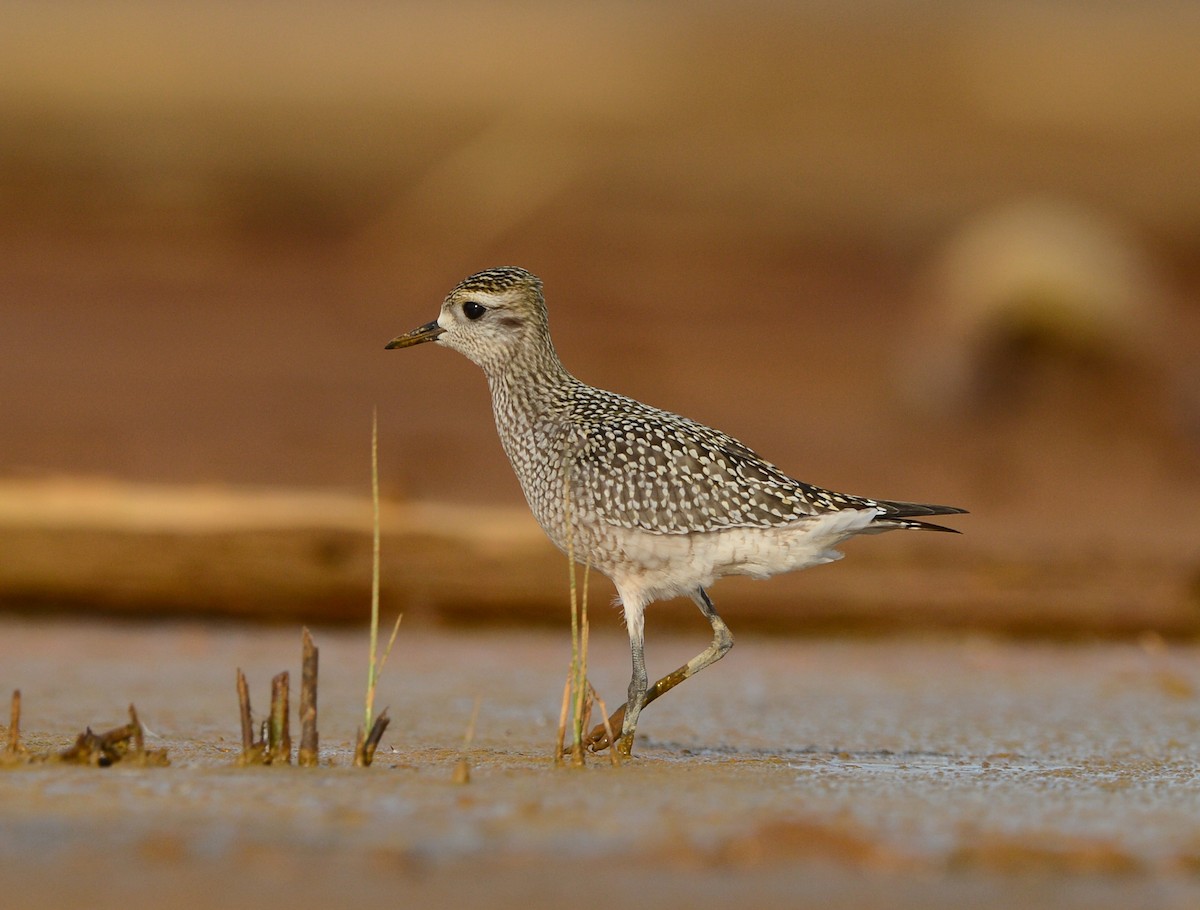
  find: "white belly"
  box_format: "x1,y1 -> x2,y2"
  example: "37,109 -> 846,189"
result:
588,507 -> 883,606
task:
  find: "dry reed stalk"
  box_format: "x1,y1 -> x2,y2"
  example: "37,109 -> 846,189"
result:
452,696 -> 481,784
589,685 -> 620,768
554,674 -> 571,765
560,454 -> 597,766
360,410 -> 403,765
364,408 -> 383,735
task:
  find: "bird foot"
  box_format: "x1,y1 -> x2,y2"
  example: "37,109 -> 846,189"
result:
583,704 -> 628,753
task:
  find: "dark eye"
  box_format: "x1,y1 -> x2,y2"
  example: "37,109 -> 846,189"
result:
463,301 -> 486,320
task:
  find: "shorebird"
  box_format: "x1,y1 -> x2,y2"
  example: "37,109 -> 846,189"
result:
387,267 -> 965,756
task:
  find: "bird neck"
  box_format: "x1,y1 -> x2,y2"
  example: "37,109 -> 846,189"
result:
485,337 -> 575,429
486,328 -> 569,392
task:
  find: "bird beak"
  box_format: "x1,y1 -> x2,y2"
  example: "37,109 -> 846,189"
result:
385,320 -> 446,349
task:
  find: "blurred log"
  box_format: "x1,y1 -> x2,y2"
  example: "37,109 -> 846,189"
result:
0,478 -> 1196,637
0,478 -> 552,623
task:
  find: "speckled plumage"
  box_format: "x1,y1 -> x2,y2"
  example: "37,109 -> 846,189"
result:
387,266 -> 965,755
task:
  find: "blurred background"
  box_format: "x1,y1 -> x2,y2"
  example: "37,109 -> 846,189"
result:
2,1 -> 1198,632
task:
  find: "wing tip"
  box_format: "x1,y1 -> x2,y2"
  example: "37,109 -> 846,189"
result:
872,501 -> 967,533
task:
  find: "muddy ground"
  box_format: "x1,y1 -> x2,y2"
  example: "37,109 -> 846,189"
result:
4,618 -> 1200,910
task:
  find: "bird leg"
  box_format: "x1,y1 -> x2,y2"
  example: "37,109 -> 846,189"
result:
613,609 -> 649,758
586,588 -> 733,754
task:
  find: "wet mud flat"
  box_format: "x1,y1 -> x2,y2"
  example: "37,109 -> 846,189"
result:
2,617 -> 1200,910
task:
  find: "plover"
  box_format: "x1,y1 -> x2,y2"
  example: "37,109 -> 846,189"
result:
387,267 -> 965,756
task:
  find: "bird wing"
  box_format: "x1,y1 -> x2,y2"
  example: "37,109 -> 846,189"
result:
565,394 -> 874,535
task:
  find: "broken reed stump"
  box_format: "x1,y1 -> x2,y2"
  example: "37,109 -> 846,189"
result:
7,690 -> 22,754
236,669 -> 255,752
269,671 -> 291,764
236,669 -> 292,766
57,704 -> 161,766
1,690 -> 27,766
234,628 -> 400,769
236,629 -> 321,767
2,695 -> 167,768
354,710 -> 390,767
60,705 -> 168,766
235,668 -> 269,765
298,627 -> 319,767
1,696 -> 169,768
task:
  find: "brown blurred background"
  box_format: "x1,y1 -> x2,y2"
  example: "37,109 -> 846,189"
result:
2,2 -> 1198,631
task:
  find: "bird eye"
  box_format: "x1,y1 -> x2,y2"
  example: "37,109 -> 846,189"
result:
463,301 -> 486,320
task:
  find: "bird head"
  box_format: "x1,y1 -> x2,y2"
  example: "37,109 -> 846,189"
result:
386,267 -> 556,375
